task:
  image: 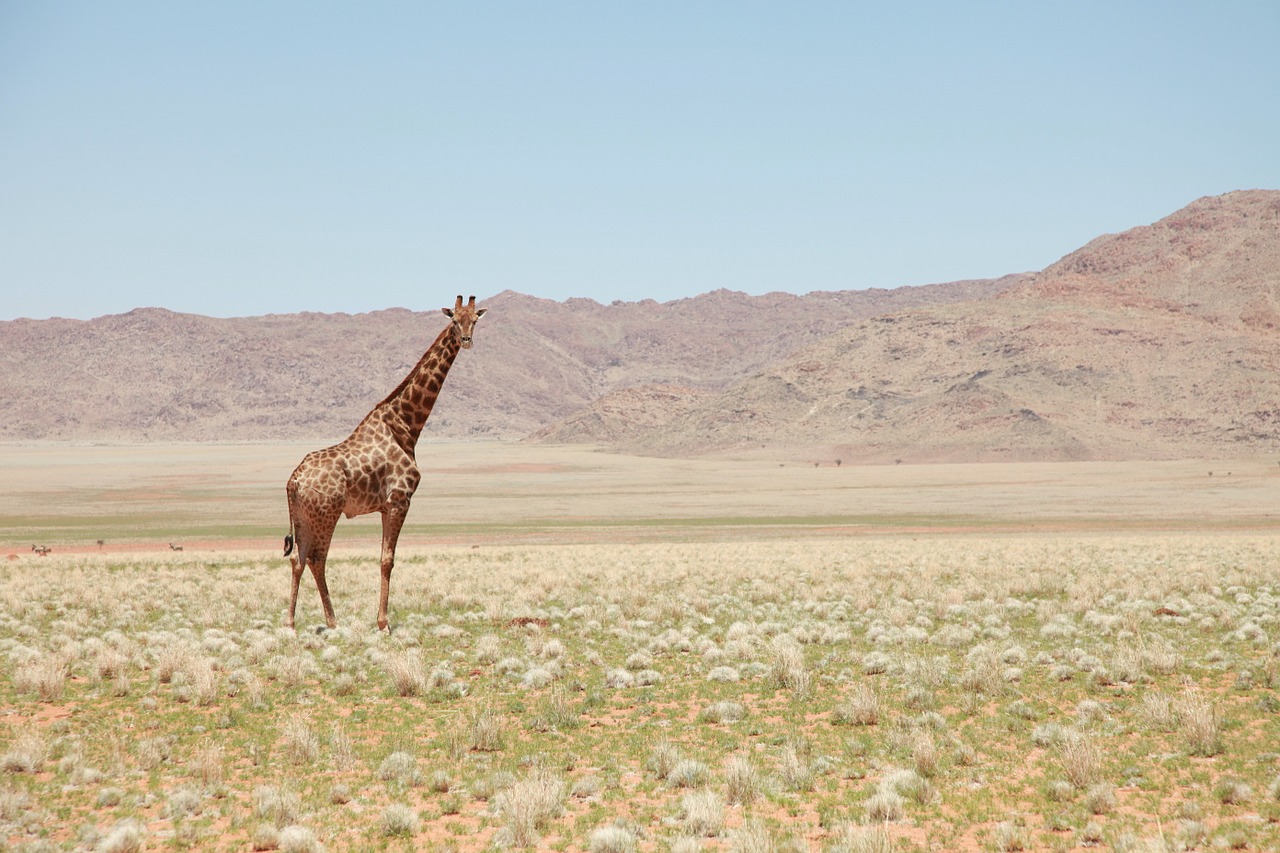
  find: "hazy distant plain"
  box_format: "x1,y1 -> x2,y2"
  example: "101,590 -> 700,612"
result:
1,442 -> 1274,553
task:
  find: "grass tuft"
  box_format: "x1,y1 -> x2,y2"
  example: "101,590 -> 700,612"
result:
1175,690 -> 1222,757
588,824 -> 638,853
468,705 -> 505,752
769,636 -> 812,696
724,754 -> 762,806
679,789 -> 725,837
1058,733 -> 1102,788
97,820 -> 145,853
833,684 -> 881,726
377,751 -> 421,786
1,729 -> 48,774
380,803 -> 420,837
493,767 -> 566,848
13,654 -> 69,701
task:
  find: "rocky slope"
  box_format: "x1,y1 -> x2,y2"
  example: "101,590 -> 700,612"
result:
619,190 -> 1280,461
0,279 -> 1016,444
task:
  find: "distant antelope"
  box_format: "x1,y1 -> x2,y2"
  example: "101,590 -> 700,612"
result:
169,543 -> 183,552
31,545 -> 51,556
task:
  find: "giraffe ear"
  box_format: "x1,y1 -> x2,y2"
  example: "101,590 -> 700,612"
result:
442,307 -> 454,318
476,308 -> 487,319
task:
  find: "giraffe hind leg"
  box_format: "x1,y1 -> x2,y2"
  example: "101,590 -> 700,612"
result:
287,547 -> 307,631
286,518 -> 320,630
285,472 -> 342,630
300,511 -> 340,631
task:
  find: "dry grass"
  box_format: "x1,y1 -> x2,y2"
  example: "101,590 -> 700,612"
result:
1175,689 -> 1224,757
1058,733 -> 1103,789
1,445 -> 1279,850
493,766 -> 566,847
2,532 -> 1279,849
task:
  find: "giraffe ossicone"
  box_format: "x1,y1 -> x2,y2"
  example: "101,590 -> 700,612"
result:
283,294 -> 487,631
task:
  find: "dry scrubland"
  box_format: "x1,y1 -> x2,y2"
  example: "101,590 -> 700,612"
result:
3,538 -> 1280,851
1,444 -> 1279,851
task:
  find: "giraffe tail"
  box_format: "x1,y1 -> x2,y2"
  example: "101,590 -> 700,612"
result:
283,478 -> 298,557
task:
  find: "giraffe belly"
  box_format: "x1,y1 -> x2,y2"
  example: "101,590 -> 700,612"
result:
342,493 -> 380,519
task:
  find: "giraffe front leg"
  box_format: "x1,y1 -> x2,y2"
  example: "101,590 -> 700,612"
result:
377,500 -> 410,632
310,556 -> 338,630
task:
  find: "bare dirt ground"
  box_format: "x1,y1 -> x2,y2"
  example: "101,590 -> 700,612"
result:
1,441 -> 1276,556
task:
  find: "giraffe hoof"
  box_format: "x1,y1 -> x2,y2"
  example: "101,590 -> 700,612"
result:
314,625 -> 327,635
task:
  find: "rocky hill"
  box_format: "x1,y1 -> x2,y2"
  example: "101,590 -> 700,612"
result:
3,190 -> 1275,462
0,278 -> 1016,444
617,190 -> 1280,461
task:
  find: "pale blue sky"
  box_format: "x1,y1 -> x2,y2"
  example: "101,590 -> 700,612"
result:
2,2 -> 1278,320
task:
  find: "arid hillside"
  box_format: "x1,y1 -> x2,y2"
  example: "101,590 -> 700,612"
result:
3,190 -> 1276,462
615,190 -> 1280,461
0,278 -> 1015,444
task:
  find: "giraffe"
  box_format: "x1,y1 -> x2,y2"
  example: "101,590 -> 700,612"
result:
283,295 -> 487,632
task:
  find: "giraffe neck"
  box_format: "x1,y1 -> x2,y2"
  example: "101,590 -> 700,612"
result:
375,325 -> 461,452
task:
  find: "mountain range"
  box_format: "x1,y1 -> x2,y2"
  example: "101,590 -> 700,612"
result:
2,189 -> 1277,462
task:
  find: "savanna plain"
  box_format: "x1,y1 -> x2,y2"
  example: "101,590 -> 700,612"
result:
1,443 -> 1278,852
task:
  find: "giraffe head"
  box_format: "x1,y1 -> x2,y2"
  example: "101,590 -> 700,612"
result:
441,294 -> 487,349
